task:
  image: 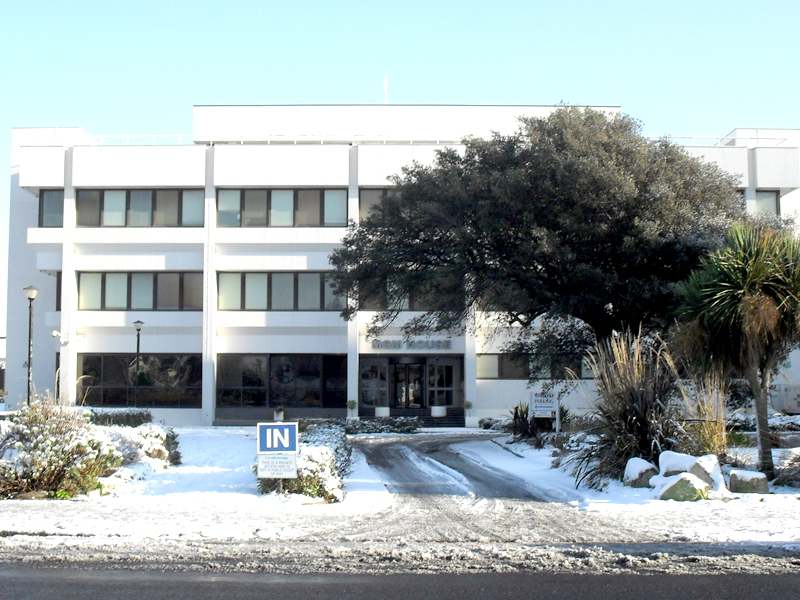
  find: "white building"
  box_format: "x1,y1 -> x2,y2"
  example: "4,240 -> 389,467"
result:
7,106 -> 800,426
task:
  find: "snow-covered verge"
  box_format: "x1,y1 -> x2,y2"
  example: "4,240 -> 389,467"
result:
0,428 -> 798,575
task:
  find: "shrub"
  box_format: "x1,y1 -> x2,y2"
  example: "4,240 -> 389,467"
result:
94,423 -> 181,466
344,416 -> 420,434
87,408 -> 153,428
774,454 -> 800,487
569,331 -> 683,489
678,373 -> 728,457
0,395 -> 122,498
256,423 -> 351,502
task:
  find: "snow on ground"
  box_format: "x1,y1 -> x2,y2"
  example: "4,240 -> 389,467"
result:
452,434 -> 800,544
1,426 -> 799,547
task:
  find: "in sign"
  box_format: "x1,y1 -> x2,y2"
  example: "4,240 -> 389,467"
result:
257,422 -> 298,454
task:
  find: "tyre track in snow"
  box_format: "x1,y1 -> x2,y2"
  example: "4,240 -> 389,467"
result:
345,433 -> 654,546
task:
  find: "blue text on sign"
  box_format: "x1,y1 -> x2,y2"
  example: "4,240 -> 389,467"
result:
257,422 -> 298,454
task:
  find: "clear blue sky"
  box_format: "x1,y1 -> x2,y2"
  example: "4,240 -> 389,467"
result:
2,0 -> 799,333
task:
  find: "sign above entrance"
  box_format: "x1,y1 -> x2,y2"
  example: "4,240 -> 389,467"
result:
369,338 -> 453,351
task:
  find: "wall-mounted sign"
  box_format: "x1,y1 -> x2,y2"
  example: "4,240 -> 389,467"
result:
370,338 -> 453,351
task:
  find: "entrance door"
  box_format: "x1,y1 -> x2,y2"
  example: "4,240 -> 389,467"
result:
392,364 -> 424,408
428,361 -> 456,406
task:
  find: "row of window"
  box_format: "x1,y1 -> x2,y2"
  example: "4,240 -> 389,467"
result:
78,272 -> 203,311
39,188 -> 398,228
476,354 -> 592,380
75,271 -> 346,312
218,272 -> 345,311
217,354 -> 347,409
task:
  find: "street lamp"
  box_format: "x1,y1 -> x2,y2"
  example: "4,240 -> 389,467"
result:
23,285 -> 39,404
133,320 -> 144,406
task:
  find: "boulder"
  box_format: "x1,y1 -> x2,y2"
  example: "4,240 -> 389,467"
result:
689,454 -> 726,491
658,473 -> 710,502
729,469 -> 769,494
659,450 -> 697,477
623,457 -> 658,488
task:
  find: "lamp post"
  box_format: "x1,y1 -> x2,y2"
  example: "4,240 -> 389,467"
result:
133,320 -> 144,406
24,285 -> 39,404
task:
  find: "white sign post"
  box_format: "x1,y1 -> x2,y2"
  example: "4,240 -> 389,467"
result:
256,422 -> 299,483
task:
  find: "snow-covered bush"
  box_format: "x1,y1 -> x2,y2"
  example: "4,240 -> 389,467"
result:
0,395 -> 122,498
87,408 -> 153,428
256,423 -> 350,502
94,423 -> 181,466
345,416 -> 420,434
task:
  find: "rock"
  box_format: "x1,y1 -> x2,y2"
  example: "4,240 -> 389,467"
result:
623,457 -> 658,488
658,473 -> 710,502
729,469 -> 770,494
689,454 -> 725,490
659,451 -> 698,477
14,490 -> 48,500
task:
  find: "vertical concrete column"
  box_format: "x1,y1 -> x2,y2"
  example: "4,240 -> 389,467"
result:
463,308 -> 478,427
201,145 -> 216,425
346,146 -> 360,416
59,147 -> 79,405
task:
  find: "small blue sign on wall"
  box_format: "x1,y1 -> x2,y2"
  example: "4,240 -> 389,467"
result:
257,422 -> 298,454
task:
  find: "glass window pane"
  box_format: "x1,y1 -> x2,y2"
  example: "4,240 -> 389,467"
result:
104,273 -> 128,309
79,273 -> 102,310
271,273 -> 295,310
502,355 -> 530,379
76,190 -> 101,227
323,273 -> 346,311
270,190 -> 294,226
41,190 -> 64,227
130,273 -> 154,309
296,190 -> 321,226
217,354 -> 242,387
154,190 -> 179,226
156,273 -> 180,309
183,273 -> 203,310
476,355 -> 499,379
217,190 -> 241,227
242,355 -> 268,387
324,190 -> 347,226
359,189 -> 383,221
297,273 -> 321,310
129,190 -> 153,227
102,190 -> 126,226
218,272 -> 242,310
244,273 -> 268,310
755,190 -> 779,215
181,190 -> 204,226
242,190 -> 267,227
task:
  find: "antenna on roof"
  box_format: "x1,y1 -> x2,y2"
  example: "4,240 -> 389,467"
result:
383,76 -> 388,105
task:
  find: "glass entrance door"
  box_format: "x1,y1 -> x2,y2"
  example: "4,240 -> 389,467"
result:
392,364 -> 424,407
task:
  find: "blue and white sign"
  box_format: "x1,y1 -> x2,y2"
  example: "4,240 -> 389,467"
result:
257,422 -> 298,454
256,422 -> 299,479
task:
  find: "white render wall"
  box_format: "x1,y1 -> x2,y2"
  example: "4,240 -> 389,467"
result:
8,106 -> 800,423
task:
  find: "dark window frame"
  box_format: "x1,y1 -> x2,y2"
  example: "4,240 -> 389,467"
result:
216,188 -> 348,228
39,189 -> 65,228
76,189 -> 205,228
77,271 -> 204,311
216,271 -> 344,311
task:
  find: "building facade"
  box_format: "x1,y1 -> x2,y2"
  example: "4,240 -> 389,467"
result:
7,106 -> 800,425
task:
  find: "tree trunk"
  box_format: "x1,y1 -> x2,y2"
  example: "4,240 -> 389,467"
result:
747,366 -> 775,480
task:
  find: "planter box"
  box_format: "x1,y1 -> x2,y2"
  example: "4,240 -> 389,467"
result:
431,406 -> 447,418
375,406 -> 391,417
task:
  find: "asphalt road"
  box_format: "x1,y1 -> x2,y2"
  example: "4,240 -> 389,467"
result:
4,565 -> 800,600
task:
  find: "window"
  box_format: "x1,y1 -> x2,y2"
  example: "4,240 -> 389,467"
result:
216,189 -> 347,227
39,190 -> 64,227
76,190 -> 205,227
476,354 -> 530,379
216,354 -> 347,409
79,353 -> 202,408
77,272 -> 203,310
216,272 -> 346,311
755,190 -> 780,215
359,188 -> 394,221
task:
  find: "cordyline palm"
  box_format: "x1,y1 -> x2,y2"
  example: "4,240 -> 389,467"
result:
677,224 -> 800,479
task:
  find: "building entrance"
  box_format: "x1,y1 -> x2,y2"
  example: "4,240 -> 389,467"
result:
359,355 -> 462,412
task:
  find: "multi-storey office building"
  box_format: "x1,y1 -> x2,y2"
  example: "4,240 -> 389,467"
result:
7,106 -> 800,426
